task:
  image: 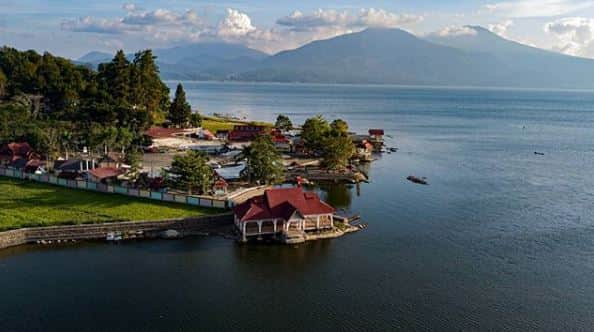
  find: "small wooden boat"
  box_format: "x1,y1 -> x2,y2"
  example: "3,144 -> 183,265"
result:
407,176 -> 428,185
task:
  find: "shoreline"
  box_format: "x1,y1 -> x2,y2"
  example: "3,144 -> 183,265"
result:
0,213 -> 233,250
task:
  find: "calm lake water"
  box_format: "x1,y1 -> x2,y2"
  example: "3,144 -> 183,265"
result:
2,83 -> 594,331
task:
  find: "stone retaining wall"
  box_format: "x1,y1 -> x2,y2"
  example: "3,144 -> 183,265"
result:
0,213 -> 234,250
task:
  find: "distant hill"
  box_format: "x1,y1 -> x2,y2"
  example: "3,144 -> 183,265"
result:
232,28 -> 594,88
234,28 -> 503,86
77,51 -> 113,64
77,28 -> 594,88
77,42 -> 268,80
425,26 -> 594,88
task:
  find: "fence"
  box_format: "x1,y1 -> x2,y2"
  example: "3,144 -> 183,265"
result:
0,166 -> 230,209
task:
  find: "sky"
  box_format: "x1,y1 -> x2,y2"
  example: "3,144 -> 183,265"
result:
2,0 -> 594,59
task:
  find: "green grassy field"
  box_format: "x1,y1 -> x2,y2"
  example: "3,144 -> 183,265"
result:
201,116 -> 273,133
0,177 -> 221,231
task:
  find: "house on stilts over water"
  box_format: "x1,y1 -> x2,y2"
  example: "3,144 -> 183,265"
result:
233,187 -> 336,244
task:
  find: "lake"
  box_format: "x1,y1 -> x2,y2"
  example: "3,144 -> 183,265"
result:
2,83 -> 594,331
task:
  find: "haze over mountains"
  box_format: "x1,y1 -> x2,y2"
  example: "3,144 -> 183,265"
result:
78,27 -> 594,89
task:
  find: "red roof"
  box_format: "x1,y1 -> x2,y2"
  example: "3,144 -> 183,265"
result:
233,187 -> 335,222
214,178 -> 228,188
89,167 -> 124,180
144,127 -> 185,139
272,135 -> 290,144
369,129 -> 384,136
1,142 -> 33,161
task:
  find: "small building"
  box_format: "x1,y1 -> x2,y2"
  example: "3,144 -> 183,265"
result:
212,178 -> 229,196
216,130 -> 229,140
88,167 -> 124,184
195,128 -> 215,140
8,158 -> 46,174
228,125 -> 266,141
0,142 -> 35,165
54,159 -> 95,178
272,134 -> 292,152
233,187 -> 335,242
98,153 -> 122,169
355,140 -> 374,162
368,129 -> 385,140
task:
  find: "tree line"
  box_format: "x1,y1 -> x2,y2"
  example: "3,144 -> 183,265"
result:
0,47 -> 195,158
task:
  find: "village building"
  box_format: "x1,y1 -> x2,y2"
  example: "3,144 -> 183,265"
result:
98,153 -> 123,169
0,142 -> 35,165
355,139 -> 374,162
88,167 -> 125,184
368,129 -> 385,151
233,187 -> 335,242
272,133 -> 292,152
215,130 -> 229,140
8,158 -> 46,174
228,125 -> 266,141
212,178 -> 229,196
54,159 -> 95,179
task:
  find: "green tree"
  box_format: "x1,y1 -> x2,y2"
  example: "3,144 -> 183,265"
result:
168,83 -> 191,127
241,135 -> 284,184
167,150 -> 214,194
321,131 -> 355,170
115,127 -> 135,155
275,114 -> 293,131
301,115 -> 330,153
330,119 -> 349,135
190,112 -> 202,128
130,50 -> 170,126
0,68 -> 6,97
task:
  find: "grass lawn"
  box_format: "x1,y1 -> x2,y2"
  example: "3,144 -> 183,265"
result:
0,177 -> 222,231
201,116 -> 273,133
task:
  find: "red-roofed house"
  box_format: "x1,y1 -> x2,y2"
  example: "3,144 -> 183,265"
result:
0,142 -> 34,165
88,167 -> 125,183
228,125 -> 266,141
233,187 -> 335,241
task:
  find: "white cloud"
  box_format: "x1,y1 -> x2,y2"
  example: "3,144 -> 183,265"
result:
488,20 -> 513,36
545,17 -> 594,57
484,0 -> 594,18
277,8 -> 422,30
60,16 -> 131,34
430,26 -> 478,37
122,3 -> 140,13
217,8 -> 256,37
60,6 -> 424,54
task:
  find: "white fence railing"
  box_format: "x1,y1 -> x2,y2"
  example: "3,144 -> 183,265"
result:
0,167 -> 230,209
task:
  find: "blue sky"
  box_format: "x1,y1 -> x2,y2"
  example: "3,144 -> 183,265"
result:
2,0 -> 594,58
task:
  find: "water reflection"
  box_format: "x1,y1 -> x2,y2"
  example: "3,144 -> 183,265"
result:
234,240 -> 334,272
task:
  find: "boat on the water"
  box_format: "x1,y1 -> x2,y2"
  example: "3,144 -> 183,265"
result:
407,176 -> 428,185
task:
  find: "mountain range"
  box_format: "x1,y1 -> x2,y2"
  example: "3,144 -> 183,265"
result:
77,27 -> 594,89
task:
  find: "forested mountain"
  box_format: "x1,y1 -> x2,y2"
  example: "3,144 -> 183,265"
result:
78,42 -> 268,80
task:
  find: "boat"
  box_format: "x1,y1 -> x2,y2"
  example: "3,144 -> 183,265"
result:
534,152 -> 545,156
407,176 -> 428,185
106,232 -> 115,241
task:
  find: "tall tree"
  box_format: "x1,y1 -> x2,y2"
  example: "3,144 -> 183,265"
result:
241,135 -> 285,184
168,83 -> 191,128
321,132 -> 355,170
301,115 -> 330,153
330,119 -> 349,135
167,150 -> 214,194
131,50 -> 170,126
275,114 -> 293,131
0,68 -> 6,97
